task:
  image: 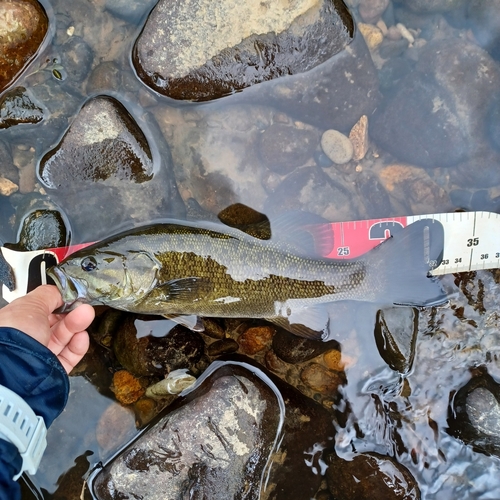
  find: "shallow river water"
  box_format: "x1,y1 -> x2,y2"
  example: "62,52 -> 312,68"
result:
3,0 -> 500,499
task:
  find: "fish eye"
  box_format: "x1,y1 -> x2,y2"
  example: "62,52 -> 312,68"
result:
81,256 -> 98,272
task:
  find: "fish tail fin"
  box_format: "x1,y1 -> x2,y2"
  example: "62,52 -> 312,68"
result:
368,218 -> 447,307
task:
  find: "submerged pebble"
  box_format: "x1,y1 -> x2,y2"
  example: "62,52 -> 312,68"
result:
349,115 -> 369,161
300,363 -> 345,394
238,325 -> 275,355
111,370 -> 146,405
321,129 -> 354,165
0,178 -> 19,197
145,369 -> 196,399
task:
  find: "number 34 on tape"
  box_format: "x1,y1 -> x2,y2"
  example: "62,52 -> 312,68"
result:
1,211 -> 500,303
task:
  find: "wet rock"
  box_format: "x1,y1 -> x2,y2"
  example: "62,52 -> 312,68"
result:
105,0 -> 157,22
207,338 -> 239,357
372,39 -> 500,169
0,0 -> 49,93
359,0 -> 390,24
324,451 -> 421,499
111,370 -> 146,405
59,36 -> 94,84
14,209 -> 69,251
273,327 -> 340,364
447,367 -> 500,458
321,129 -> 354,164
377,164 -> 451,214
300,363 -> 345,394
265,166 -> 355,222
113,316 -> 205,377
401,0 -> 465,14
133,0 -> 353,101
258,123 -> 319,175
0,178 -> 18,197
238,325 -> 275,355
39,95 -> 153,187
5,193 -> 71,251
91,358 -> 337,500
0,87 -> 45,129
468,0 -> 500,61
217,203 -> 272,239
38,95 -> 184,242
374,307 -> 418,374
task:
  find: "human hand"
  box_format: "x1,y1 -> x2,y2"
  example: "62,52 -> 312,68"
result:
0,285 -> 95,373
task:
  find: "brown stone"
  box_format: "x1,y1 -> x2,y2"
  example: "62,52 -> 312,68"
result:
378,164 -> 451,214
0,0 -> 49,92
111,370 -> 146,405
323,349 -> 344,371
349,115 -> 369,161
238,325 -> 275,355
300,363 -> 345,394
0,176 -> 18,196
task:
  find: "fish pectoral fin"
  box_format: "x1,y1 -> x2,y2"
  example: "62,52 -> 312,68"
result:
156,277 -> 214,301
162,314 -> 205,332
267,304 -> 330,340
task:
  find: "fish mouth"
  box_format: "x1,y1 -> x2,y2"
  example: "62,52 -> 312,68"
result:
47,267 -> 89,313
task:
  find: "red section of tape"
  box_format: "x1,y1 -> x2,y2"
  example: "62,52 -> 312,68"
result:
50,242 -> 95,262
323,217 -> 409,259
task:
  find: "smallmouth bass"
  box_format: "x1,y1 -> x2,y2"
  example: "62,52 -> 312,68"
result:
47,218 -> 446,339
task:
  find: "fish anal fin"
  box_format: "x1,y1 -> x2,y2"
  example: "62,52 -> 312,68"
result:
267,303 -> 331,340
162,314 -> 205,332
267,317 -> 325,340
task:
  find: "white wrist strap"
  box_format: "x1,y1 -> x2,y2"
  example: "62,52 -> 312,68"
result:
0,384 -> 47,480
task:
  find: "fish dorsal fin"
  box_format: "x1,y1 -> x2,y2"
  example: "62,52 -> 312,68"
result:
268,211 -> 334,258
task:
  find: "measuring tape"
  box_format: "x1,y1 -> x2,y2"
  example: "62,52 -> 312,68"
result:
322,210 -> 500,276
1,211 -> 499,303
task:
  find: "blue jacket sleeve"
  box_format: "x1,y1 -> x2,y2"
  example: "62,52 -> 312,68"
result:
0,327 -> 70,500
